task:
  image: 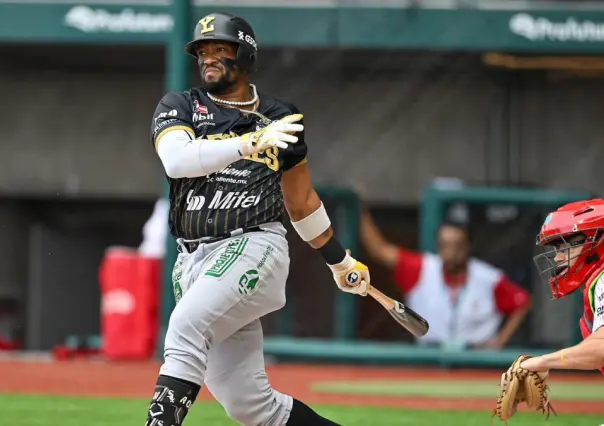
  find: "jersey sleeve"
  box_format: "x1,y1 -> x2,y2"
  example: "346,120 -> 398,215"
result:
151,91 -> 195,150
592,277 -> 604,332
493,275 -> 531,315
279,103 -> 308,171
393,248 -> 424,294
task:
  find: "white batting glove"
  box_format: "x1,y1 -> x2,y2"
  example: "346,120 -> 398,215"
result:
239,114 -> 304,156
327,251 -> 370,296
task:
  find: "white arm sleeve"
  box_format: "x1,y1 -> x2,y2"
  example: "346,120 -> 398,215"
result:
593,277 -> 604,332
156,129 -> 245,179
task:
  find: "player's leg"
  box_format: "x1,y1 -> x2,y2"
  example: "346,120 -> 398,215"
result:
144,232 -> 290,426
205,319 -> 341,426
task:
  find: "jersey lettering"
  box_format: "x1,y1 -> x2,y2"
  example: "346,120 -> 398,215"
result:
207,190 -> 262,210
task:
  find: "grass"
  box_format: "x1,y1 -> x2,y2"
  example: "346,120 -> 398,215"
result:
312,379 -> 604,401
1,394 -> 603,426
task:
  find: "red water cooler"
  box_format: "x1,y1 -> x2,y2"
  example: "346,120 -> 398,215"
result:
99,247 -> 161,360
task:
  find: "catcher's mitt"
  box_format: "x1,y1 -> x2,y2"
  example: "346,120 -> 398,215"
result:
492,355 -> 556,424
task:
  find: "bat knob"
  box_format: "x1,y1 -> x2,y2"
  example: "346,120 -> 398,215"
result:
346,272 -> 360,284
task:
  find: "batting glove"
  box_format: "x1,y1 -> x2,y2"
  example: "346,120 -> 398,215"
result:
239,114 -> 304,156
328,250 -> 370,296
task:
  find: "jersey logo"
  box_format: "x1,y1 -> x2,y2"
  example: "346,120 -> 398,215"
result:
186,190 -> 206,211
155,109 -> 177,124
199,16 -> 215,35
194,100 -> 208,114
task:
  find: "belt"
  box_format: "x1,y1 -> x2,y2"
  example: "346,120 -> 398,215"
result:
181,226 -> 264,253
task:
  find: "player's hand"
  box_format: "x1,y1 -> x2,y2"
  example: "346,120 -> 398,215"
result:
520,356 -> 549,373
327,250 -> 370,296
239,114 -> 304,156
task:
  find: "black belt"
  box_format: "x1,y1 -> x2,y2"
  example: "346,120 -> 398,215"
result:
181,226 -> 264,253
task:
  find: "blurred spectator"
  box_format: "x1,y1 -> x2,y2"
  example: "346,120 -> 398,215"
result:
138,198 -> 169,258
360,205 -> 531,350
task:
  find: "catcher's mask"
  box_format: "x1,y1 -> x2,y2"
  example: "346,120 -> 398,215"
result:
184,12 -> 257,73
533,199 -> 604,299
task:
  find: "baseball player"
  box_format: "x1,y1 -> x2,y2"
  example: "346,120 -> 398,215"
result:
509,199 -> 604,375
145,12 -> 369,426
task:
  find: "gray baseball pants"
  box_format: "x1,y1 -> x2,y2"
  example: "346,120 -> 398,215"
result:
160,222 -> 293,425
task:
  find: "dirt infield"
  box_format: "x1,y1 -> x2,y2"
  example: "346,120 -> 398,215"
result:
1,356 -> 604,414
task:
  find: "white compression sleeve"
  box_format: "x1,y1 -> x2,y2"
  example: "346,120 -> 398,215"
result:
156,129 -> 245,179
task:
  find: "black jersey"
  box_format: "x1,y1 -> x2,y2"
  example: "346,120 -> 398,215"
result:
150,87 -> 307,240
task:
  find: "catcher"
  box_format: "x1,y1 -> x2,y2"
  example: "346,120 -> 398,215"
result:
494,198 -> 604,422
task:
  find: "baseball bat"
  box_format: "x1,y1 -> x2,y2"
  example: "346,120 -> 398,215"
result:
367,284 -> 430,337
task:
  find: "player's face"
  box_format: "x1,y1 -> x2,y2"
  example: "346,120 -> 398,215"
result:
196,41 -> 241,94
551,234 -> 586,274
437,225 -> 470,275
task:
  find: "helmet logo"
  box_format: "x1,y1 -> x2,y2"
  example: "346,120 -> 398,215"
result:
238,30 -> 257,50
199,16 -> 216,35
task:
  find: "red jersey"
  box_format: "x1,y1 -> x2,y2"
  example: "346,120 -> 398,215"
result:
393,248 -> 531,315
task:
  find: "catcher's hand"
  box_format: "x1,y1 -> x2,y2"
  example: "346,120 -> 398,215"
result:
327,250 -> 370,296
492,355 -> 556,424
239,114 -> 304,156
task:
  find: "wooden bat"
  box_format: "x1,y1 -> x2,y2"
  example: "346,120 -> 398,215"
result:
366,284 -> 430,338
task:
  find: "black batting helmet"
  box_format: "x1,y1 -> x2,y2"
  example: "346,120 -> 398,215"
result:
184,12 -> 258,73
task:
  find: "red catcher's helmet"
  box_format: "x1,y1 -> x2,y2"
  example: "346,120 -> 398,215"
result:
534,199 -> 604,299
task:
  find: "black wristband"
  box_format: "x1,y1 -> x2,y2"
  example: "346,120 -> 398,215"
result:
317,236 -> 347,265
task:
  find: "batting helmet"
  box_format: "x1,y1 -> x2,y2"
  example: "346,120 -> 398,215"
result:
184,12 -> 258,73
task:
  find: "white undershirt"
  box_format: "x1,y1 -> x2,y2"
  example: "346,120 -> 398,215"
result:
156,129 -> 244,179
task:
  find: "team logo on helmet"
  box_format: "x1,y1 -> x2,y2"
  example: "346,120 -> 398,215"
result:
198,15 -> 215,35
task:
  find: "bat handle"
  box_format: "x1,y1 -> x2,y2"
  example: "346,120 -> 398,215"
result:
366,285 -> 395,310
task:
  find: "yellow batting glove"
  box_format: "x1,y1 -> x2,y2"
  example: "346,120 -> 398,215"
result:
327,250 -> 370,296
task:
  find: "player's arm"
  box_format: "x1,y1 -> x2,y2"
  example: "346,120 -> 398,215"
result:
281,162 -> 370,296
151,92 -> 241,179
152,94 -> 302,179
522,327 -> 604,372
492,304 -> 531,348
476,276 -> 532,349
520,279 -> 604,372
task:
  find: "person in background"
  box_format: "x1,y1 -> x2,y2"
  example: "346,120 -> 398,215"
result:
138,198 -> 170,259
360,205 -> 532,349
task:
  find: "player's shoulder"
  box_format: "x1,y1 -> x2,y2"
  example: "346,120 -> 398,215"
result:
593,271 -> 604,294
157,88 -> 216,115
159,90 -> 190,104
259,91 -> 302,119
154,90 -> 193,113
